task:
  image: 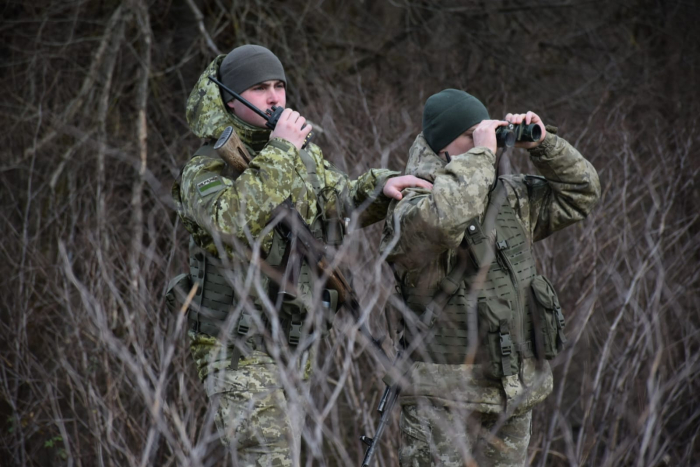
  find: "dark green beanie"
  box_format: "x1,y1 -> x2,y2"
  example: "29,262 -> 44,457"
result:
219,45 -> 287,102
422,89 -> 490,152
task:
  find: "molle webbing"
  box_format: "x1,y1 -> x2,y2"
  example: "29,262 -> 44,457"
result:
404,286 -> 471,365
187,237 -> 304,369
405,180 -> 537,370
493,194 -> 537,362
187,241 -> 254,370
187,240 -> 259,342
187,232 -> 315,367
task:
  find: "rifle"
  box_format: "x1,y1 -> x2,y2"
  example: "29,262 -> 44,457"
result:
208,75 -> 313,148
359,352 -> 402,467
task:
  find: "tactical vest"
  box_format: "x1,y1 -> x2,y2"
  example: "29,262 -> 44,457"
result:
169,140 -> 345,367
401,180 -> 566,378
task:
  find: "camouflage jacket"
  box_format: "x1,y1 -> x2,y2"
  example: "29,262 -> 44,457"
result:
174,55 -> 399,257
380,131 -> 600,413
174,56 -> 399,376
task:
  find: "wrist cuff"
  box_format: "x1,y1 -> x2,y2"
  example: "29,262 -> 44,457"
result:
529,132 -> 558,157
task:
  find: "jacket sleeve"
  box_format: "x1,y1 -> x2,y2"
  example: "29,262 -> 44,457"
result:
511,132 -> 601,242
381,147 -> 496,269
321,156 -> 400,227
176,137 -> 299,245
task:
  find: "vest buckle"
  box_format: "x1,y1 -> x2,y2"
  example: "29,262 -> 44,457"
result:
499,319 -> 512,356
500,333 -> 513,356
288,319 -> 302,346
554,306 -> 565,328
237,313 -> 251,335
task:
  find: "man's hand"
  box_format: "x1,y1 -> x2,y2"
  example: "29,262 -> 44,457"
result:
383,175 -> 433,200
473,119 -> 509,155
505,111 -> 547,149
270,108 -> 313,151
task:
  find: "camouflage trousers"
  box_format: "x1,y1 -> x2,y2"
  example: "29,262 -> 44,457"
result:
399,400 -> 532,467
198,348 -> 306,467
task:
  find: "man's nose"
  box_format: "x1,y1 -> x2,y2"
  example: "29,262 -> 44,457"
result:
267,88 -> 282,106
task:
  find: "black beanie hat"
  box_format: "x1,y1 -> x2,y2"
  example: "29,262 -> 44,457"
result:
422,89 -> 490,152
219,45 -> 287,102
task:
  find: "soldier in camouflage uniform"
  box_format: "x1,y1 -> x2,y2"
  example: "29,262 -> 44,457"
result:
379,89 -> 600,466
171,45 -> 430,466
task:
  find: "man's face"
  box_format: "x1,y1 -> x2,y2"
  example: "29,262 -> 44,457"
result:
439,123 -> 478,157
227,80 -> 286,127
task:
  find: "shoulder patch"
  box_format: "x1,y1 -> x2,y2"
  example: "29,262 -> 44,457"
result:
196,176 -> 226,197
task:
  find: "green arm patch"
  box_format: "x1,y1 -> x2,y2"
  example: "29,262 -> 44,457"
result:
196,176 -> 225,197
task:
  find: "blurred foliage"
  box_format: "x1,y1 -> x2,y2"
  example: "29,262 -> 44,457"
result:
1,0 -> 699,465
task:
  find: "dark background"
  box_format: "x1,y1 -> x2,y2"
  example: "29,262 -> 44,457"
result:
1,0 -> 699,465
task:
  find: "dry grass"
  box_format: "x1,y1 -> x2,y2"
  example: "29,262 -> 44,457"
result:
1,0 -> 699,465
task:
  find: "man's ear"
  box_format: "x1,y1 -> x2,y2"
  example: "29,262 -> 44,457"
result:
226,100 -> 235,110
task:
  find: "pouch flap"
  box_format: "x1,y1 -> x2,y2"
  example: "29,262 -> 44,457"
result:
530,275 -> 556,309
477,298 -> 511,333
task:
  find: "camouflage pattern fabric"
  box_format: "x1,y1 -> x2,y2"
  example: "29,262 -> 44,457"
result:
381,132 -> 601,278
399,358 -> 553,417
175,56 -> 399,257
192,337 -> 298,466
186,55 -> 271,151
381,131 -> 600,464
399,401 -> 531,467
175,56 -> 400,463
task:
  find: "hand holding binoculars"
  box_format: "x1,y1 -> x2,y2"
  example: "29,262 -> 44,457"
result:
495,123 -> 542,148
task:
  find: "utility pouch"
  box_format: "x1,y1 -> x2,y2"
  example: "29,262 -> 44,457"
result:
530,275 -> 566,359
165,273 -> 193,313
279,294 -> 305,319
478,298 -> 516,378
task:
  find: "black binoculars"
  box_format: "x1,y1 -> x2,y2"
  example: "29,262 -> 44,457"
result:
495,123 -> 542,148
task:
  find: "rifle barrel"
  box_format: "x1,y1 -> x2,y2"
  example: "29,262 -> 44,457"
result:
361,385 -> 400,467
